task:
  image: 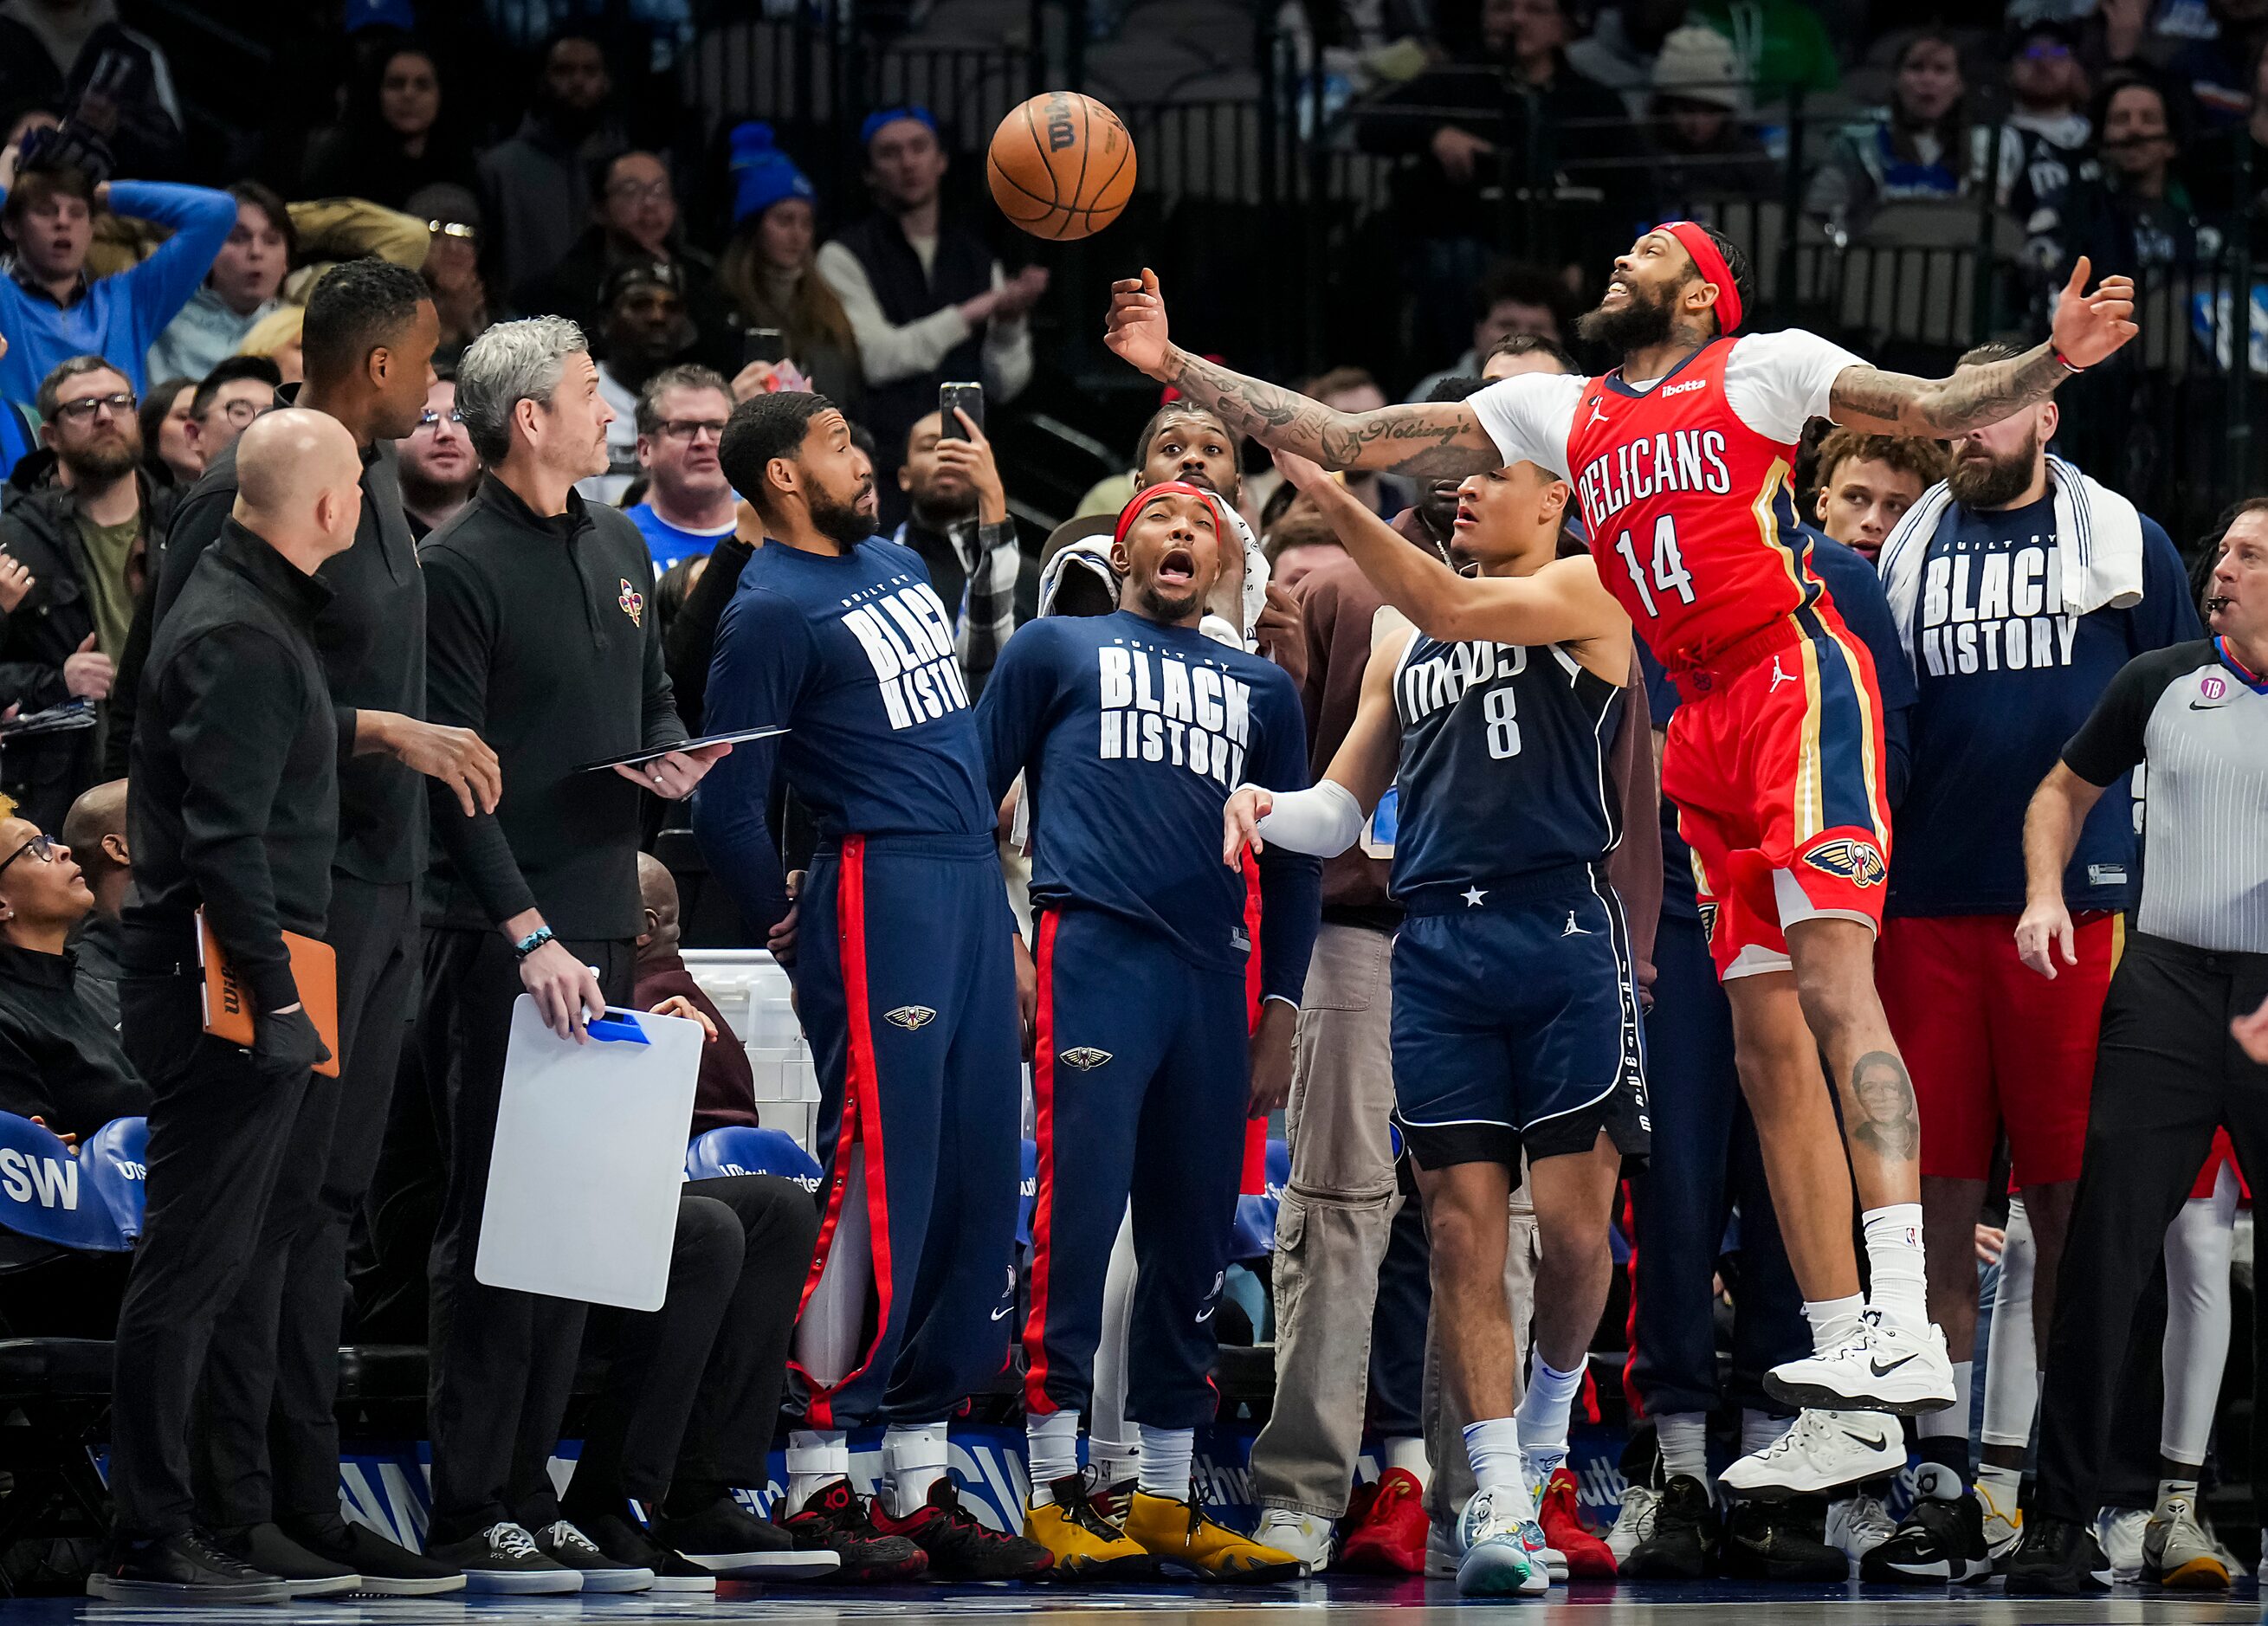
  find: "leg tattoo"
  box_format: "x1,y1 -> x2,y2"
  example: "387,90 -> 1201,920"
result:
1849,1050 -> 1919,1162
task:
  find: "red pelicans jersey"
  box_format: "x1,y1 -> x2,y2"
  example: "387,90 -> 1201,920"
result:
1470,332 -> 1864,673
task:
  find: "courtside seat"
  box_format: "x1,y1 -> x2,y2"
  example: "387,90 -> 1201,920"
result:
0,1338 -> 113,1400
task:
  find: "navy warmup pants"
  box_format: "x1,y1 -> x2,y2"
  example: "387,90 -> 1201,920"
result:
791,832 -> 1024,1429
1025,908 -> 1250,1431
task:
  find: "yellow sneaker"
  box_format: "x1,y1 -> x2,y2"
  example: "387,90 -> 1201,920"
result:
1024,1474 -> 1157,1583
1122,1489 -> 1308,1583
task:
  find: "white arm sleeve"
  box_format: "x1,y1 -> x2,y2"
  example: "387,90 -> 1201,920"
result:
1465,371 -> 1586,479
1250,778 -> 1367,858
1722,329 -> 1868,444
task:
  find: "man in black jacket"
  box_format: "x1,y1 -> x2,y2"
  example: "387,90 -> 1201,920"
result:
99,410 -> 365,1604
418,314 -> 724,1593
130,259 -> 493,1596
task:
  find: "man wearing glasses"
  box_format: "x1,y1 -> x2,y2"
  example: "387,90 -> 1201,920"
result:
624,364 -> 737,572
0,356 -> 179,831
181,357 -> 287,474
397,370 -> 481,540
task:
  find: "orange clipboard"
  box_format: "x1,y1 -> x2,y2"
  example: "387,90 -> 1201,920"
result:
196,909 -> 341,1078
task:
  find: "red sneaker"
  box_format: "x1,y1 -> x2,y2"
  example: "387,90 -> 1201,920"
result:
1538,1466 -> 1616,1578
1335,1468 -> 1427,1574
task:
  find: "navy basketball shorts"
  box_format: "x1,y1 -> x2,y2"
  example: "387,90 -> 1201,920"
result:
1390,868 -> 1651,1173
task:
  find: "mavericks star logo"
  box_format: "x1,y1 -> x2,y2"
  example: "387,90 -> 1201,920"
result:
1059,1046 -> 1113,1070
883,1005 -> 936,1031
619,578 -> 645,627
1801,837 -> 1887,888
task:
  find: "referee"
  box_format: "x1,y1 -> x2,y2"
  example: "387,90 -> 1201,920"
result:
2004,500 -> 2268,1596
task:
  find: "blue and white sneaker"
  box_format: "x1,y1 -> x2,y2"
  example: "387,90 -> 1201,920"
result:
1517,1450 -> 1570,1581
1456,1489 -> 1548,1597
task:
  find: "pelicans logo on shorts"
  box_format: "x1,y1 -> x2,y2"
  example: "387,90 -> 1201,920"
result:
619,578 -> 645,628
1800,836 -> 1888,888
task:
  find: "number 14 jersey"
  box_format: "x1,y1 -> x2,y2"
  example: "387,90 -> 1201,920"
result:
1470,331 -> 1864,674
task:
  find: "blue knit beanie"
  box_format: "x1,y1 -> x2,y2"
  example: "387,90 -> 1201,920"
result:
730,122 -> 817,225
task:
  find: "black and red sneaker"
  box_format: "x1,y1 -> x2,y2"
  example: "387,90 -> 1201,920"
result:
771,1480 -> 928,1584
869,1479 -> 1056,1582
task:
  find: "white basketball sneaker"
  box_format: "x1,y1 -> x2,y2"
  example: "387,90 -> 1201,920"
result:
1764,1315 -> 1955,1416
1605,1481 -> 1660,1565
1252,1509 -> 1334,1572
1826,1489 -> 1899,1573
1719,1408 -> 1905,1499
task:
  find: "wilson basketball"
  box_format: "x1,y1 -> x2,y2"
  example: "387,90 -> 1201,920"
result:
987,91 -> 1136,241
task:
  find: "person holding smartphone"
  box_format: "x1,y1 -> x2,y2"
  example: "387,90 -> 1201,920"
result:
894,384 -> 1021,700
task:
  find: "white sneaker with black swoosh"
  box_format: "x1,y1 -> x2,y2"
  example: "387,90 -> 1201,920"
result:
1718,1409 -> 1905,1499
1764,1315 -> 1955,1416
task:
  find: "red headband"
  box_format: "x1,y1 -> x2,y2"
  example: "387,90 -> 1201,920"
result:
1658,220 -> 1742,334
1115,480 -> 1224,547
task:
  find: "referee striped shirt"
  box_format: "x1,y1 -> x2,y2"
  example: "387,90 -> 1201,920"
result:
2062,637 -> 2268,954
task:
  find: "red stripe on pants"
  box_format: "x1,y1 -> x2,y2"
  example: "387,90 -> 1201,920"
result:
1020,912 -> 1061,1414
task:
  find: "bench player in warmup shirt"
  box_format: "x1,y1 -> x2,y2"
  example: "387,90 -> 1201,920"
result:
976,481 -> 1320,1582
1224,449 -> 1648,1597
1108,223 -> 2142,1494
692,391 -> 1052,1584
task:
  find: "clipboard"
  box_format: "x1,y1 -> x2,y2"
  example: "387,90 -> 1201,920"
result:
573,725 -> 789,774
475,996 -> 705,1311
197,910 -> 340,1078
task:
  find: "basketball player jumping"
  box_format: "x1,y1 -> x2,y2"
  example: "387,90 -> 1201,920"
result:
1106,229 -> 2140,1495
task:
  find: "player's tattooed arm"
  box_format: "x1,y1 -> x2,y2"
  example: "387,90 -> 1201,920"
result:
1162,351 -> 1502,478
1847,1051 -> 1921,1163
1825,345 -> 2072,438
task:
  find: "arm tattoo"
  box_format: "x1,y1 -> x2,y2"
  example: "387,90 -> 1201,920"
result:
1164,349 -> 1502,478
1847,1050 -> 1920,1163
1829,343 -> 2070,437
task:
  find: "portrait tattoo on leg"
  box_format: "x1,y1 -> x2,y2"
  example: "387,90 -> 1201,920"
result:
1849,1050 -> 1919,1162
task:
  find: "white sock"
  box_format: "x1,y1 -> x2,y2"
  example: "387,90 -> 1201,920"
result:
1804,1294 -> 1868,1356
1976,1462 -> 2020,1505
1741,1407 -> 1790,1457
786,1429 -> 850,1513
1026,1410 -> 1081,1506
1917,1360 -> 1972,1442
1862,1204 -> 1929,1328
1137,1425 -> 1194,1501
2159,1474 -> 2200,1507
1656,1411 -> 1709,1487
882,1422 -> 949,1519
1515,1354 -> 1585,1451
1384,1434 -> 1431,1491
1464,1416 -> 1534,1513
1092,1433 -> 1139,1488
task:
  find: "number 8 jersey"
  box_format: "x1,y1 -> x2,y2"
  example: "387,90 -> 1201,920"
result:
1470,331 -> 1864,673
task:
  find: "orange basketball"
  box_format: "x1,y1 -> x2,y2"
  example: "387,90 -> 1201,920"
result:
987,91 -> 1136,242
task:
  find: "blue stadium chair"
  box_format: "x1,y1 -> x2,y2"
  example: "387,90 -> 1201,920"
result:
81,1116 -> 148,1241
0,1113 -> 130,1253
684,1124 -> 824,1191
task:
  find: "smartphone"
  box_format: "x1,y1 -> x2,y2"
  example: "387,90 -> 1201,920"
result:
940,381 -> 984,440
741,327 -> 788,368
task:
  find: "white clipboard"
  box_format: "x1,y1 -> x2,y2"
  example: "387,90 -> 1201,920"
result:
475,996 -> 705,1312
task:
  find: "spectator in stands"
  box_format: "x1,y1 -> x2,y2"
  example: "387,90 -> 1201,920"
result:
516,152 -> 736,376
718,123 -> 864,416
410,184 -> 488,358
1304,367 -> 1412,519
630,854 -> 753,1133
2000,21 -> 2097,266
1643,24 -> 1777,216
60,776 -> 126,1032
0,797 -> 145,1135
182,355 -> 283,471
1404,263 -> 1570,401
1260,494 -> 1341,592
235,304 -> 305,384
1809,427 -> 1949,561
582,261 -> 700,505
475,32 -> 625,298
893,407 -> 1021,696
0,166 -> 235,422
0,357 -> 178,831
2097,0 -> 2261,132
624,364 -> 736,572
139,376 -> 197,485
144,183 -> 292,386
1685,0 -> 1837,100
302,42 -> 478,211
0,3 -> 183,178
1806,32 -> 1980,230
2058,72 -> 2218,279
817,106 -> 1043,514
397,368 -> 479,539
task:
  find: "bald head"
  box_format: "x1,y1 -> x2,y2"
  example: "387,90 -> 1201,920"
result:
232,408 -> 365,569
636,852 -> 681,963
61,778 -> 129,917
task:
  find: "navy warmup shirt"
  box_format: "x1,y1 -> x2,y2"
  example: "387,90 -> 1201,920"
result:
1889,500 -> 2200,917
694,536 -> 994,932
976,610 -> 1321,1004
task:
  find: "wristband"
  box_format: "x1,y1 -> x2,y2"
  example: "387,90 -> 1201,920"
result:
512,925 -> 555,961
2052,347 -> 2084,375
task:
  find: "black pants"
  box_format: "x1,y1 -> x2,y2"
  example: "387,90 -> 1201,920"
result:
109,971 -> 315,1540
559,1175 -> 819,1519
352,972 -> 445,1342
2035,932 -> 2268,1523
422,926 -> 631,1544
1367,1197 -> 1429,1440
197,876 -> 417,1533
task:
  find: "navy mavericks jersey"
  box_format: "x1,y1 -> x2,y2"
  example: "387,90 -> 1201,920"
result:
1390,629 -> 1625,901
977,610 -> 1320,1000
693,536 -> 994,931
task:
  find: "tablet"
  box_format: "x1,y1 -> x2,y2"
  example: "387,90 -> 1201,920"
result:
574,725 -> 790,773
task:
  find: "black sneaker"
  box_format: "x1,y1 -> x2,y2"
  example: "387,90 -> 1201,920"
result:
1859,1489 -> 1992,1584
87,1528 -> 292,1603
532,1519 -> 655,1592
213,1522 -> 359,1598
869,1477 -> 1056,1581
2003,1513 -> 2113,1596
1624,1474 -> 1716,1579
1720,1497 -> 1850,1582
569,1512 -> 714,1593
426,1520 -> 581,1594
772,1479 -> 929,1584
283,1520 -> 465,1596
656,1494 -> 843,1580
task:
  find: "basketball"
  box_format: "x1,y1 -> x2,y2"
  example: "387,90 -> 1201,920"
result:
987,90 -> 1136,241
